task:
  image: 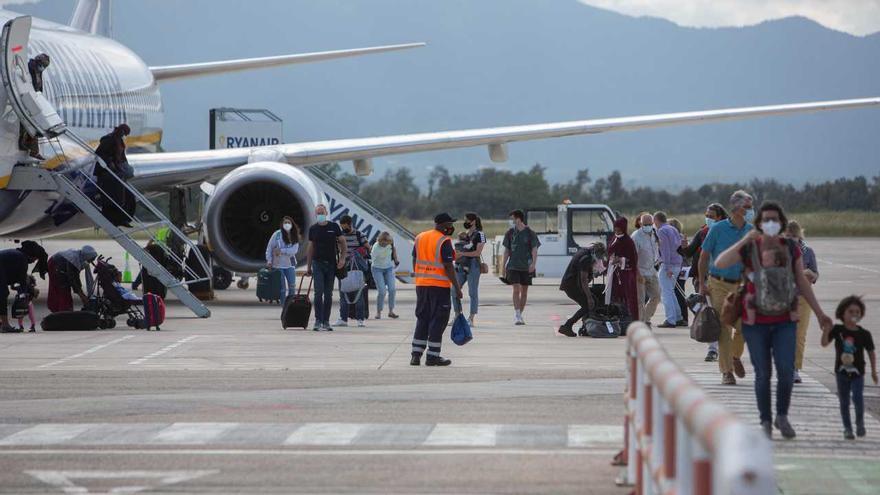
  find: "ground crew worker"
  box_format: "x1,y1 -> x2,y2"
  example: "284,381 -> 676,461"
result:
410,212 -> 463,366
18,53 -> 50,160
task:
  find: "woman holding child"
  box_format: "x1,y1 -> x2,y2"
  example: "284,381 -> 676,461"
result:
715,201 -> 833,440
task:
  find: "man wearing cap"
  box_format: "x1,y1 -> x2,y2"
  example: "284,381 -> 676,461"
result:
410,213 -> 463,366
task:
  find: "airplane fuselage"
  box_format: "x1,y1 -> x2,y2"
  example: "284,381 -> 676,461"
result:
0,10 -> 162,237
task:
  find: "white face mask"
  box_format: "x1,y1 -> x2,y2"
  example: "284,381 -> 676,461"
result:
282,223 -> 292,232
761,220 -> 781,237
641,225 -> 652,234
508,219 -> 516,228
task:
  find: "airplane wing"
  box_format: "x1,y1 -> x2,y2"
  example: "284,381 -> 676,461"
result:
128,96 -> 880,190
150,43 -> 426,82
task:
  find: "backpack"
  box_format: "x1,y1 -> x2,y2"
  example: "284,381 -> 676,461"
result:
749,239 -> 797,316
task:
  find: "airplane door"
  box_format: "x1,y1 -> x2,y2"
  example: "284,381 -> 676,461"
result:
0,16 -> 65,139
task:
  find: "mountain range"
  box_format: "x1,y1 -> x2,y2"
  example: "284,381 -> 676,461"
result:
11,0 -> 880,187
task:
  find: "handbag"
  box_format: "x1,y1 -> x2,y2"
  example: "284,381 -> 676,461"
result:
480,262 -> 489,274
451,312 -> 473,345
720,285 -> 744,327
340,257 -> 365,295
691,300 -> 722,343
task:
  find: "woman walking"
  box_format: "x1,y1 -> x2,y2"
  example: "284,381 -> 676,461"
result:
452,212 -> 486,326
265,216 -> 300,300
715,201 -> 832,439
370,232 -> 399,319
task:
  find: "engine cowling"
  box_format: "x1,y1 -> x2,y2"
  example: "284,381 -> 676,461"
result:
204,162 -> 323,273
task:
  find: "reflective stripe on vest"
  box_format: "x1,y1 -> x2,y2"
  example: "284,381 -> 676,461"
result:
414,229 -> 452,288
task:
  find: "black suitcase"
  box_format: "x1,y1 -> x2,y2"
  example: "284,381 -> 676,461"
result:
41,311 -> 101,331
281,277 -> 312,329
345,288 -> 369,320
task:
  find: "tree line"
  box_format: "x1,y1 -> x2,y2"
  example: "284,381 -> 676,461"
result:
320,163 -> 880,219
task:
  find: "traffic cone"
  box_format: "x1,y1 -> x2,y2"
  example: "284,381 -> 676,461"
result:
122,251 -> 132,283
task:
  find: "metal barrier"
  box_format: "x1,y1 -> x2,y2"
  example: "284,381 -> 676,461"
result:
617,324 -> 776,495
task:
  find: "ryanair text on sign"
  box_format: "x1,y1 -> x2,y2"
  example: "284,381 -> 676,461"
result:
221,136 -> 281,148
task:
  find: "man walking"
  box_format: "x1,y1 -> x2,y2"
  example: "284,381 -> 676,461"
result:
631,213 -> 661,325
699,190 -> 754,385
335,215 -> 369,327
411,213 -> 463,366
502,209 -> 540,325
654,211 -> 684,328
306,204 -> 347,331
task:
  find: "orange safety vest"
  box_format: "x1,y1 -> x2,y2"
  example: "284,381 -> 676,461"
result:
413,229 -> 453,288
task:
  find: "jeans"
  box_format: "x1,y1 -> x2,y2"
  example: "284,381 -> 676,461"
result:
742,321 -> 797,423
278,267 -> 296,300
658,263 -> 682,324
339,277 -> 366,321
372,266 -> 396,314
452,260 -> 481,315
836,372 -> 865,432
311,260 -> 335,325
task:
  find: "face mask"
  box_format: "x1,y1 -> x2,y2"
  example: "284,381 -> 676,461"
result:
614,233 -> 624,238
463,222 -> 472,230
316,214 -> 327,223
744,208 -> 756,223
508,219 -> 516,228
705,218 -> 716,228
282,223 -> 292,232
761,220 -> 781,237
444,226 -> 455,236
641,225 -> 652,234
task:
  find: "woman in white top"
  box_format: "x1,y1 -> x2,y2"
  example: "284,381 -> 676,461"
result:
265,216 -> 300,300
370,231 -> 399,319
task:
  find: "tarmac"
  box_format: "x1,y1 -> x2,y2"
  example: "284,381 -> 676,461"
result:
0,238 -> 877,494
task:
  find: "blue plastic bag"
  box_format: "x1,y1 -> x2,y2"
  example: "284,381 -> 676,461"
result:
451,313 -> 472,346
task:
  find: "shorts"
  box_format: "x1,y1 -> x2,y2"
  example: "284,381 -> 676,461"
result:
506,269 -> 533,286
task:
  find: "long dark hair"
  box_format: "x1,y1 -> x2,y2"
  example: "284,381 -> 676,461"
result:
280,216 -> 300,244
706,203 -> 728,221
465,212 -> 483,231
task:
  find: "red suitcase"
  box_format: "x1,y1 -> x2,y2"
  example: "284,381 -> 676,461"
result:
142,293 -> 165,331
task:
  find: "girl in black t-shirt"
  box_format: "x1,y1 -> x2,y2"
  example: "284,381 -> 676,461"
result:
821,295 -> 877,439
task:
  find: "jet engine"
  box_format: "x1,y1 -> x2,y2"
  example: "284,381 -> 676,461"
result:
204,162 -> 324,273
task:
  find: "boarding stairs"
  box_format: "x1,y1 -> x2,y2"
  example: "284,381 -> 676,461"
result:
0,16 -> 211,318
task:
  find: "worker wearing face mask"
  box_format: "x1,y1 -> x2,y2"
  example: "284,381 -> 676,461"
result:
266,216 -> 301,301
409,213 -> 463,366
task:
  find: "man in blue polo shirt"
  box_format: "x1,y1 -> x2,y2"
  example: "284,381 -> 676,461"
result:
699,190 -> 754,386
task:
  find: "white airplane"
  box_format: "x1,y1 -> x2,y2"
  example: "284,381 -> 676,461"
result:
1,0 -> 878,276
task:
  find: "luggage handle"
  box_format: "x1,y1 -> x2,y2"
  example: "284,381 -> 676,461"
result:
297,275 -> 313,296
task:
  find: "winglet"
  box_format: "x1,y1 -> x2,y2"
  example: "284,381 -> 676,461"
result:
149,42 -> 426,82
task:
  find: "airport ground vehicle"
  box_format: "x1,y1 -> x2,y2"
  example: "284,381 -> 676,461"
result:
492,203 -> 616,278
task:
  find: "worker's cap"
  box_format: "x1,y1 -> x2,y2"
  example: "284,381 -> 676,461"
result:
433,212 -> 456,224
81,245 -> 98,262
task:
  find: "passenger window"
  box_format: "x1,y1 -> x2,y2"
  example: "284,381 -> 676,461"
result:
527,210 -> 558,234
571,210 -> 612,235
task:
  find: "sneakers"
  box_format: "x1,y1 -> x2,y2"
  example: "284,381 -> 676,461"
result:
357,320 -> 365,328
675,320 -> 688,327
722,372 -> 736,385
732,357 -> 746,379
468,315 -> 475,327
514,312 -> 525,325
657,321 -> 676,328
844,429 -> 855,440
761,421 -> 772,439
375,313 -> 382,320
704,350 -> 718,362
793,370 -> 802,384
312,323 -> 321,331
410,354 -> 421,366
388,312 -> 399,319
774,415 -> 796,439
0,324 -> 22,333
333,319 -> 348,327
322,322 -> 334,332
28,326 -> 35,333
557,324 -> 577,337
857,425 -> 866,437
426,355 -> 452,366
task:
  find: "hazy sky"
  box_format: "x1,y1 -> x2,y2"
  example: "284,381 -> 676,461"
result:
579,0 -> 880,36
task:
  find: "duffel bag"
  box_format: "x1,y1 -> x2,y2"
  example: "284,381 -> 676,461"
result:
41,311 -> 101,331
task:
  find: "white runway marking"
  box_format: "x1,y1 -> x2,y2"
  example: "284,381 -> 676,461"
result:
151,423 -> 237,444
817,259 -> 880,274
423,423 -> 498,446
128,335 -> 199,365
25,469 -> 218,495
7,448 -> 618,456
37,335 -> 135,369
567,425 -> 624,447
285,423 -> 366,445
0,424 -> 94,445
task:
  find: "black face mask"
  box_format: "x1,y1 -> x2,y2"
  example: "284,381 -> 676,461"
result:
463,222 -> 472,230
343,226 -> 352,233
444,225 -> 455,236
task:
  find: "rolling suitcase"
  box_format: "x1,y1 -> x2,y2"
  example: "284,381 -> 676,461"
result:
345,288 -> 370,320
257,268 -> 284,303
142,293 -> 165,331
41,311 -> 101,331
281,277 -> 312,329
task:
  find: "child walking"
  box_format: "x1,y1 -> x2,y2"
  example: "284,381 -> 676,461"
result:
821,295 -> 877,439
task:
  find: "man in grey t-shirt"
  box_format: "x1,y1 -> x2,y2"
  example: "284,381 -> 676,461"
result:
502,209 -> 540,326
